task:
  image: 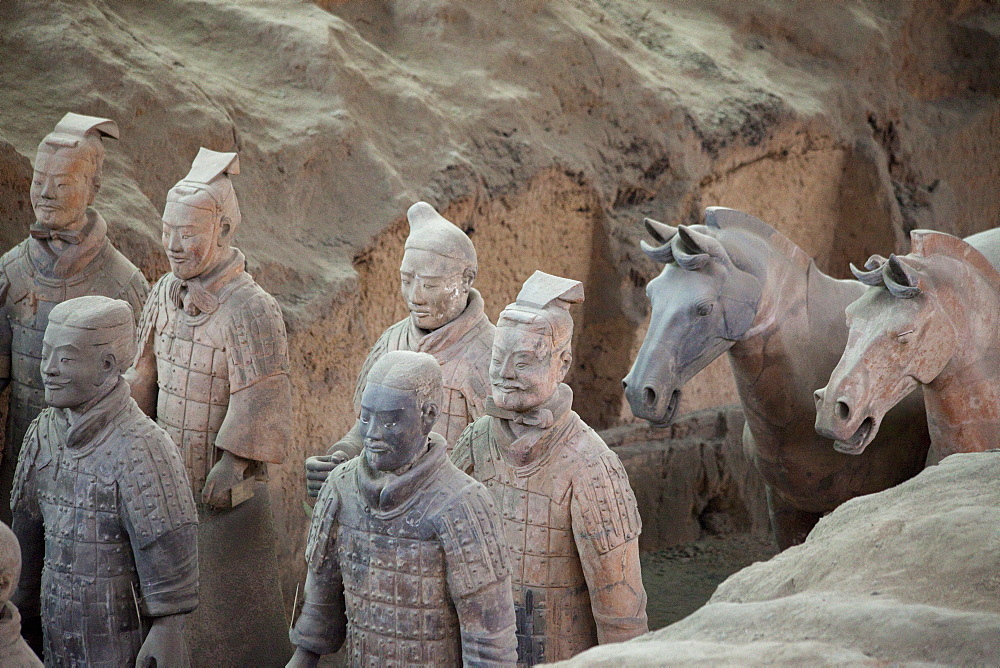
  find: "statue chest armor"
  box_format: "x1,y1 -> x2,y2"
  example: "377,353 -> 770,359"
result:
334,492 -> 462,667
152,306 -> 230,494
5,244 -> 119,445
471,420 -> 597,665
33,440 -> 143,665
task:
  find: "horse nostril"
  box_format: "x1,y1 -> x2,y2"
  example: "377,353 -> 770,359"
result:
622,379 -> 628,391
813,389 -> 825,404
642,386 -> 657,407
835,401 -> 850,420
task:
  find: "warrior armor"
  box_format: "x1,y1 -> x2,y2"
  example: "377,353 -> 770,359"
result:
10,381 -> 198,666
0,211 -> 148,523
293,433 -> 517,666
329,288 -> 494,459
452,385 -> 648,666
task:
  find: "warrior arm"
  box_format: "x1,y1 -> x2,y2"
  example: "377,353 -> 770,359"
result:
291,476 -> 347,656
10,422 -> 42,618
449,422 -> 477,476
571,453 -> 649,645
128,277 -> 162,416
216,373 -> 292,464
324,420 -> 363,460
0,273 -> 10,393
128,524 -> 200,617
438,484 -> 517,666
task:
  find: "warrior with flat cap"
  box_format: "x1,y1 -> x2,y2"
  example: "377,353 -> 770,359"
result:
129,148 -> 294,664
12,295 -> 198,666
304,201 -> 495,496
289,350 -> 517,667
0,113 -> 149,527
452,271 -> 648,666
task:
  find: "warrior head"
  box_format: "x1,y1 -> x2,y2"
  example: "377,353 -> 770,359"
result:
400,202 -> 478,331
360,350 -> 443,472
0,522 -> 19,606
491,271 -> 584,413
162,148 -> 241,281
41,296 -> 136,412
31,112 -> 119,231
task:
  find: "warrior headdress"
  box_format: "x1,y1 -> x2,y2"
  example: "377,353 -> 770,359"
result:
165,148 -> 241,232
497,271 -> 584,355
405,202 -> 477,272
36,112 -> 120,189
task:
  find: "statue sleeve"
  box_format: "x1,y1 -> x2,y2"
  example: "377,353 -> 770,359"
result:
449,422 -> 477,476
435,483 -> 517,666
128,274 -> 165,416
570,450 -> 648,645
116,268 -> 150,327
119,426 -> 199,616
10,419 -> 43,618
291,472 -> 347,656
216,292 -> 292,464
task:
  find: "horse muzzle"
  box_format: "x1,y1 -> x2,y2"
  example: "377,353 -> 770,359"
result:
623,374 -> 682,427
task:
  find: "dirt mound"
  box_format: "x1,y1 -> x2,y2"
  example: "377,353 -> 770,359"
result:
1,0 -> 998,599
556,451 -> 1000,666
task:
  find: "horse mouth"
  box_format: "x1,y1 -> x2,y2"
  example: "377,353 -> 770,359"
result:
834,417 -> 875,455
648,389 -> 681,428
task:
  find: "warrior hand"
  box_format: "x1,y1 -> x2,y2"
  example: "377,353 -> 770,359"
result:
304,452 -> 348,497
136,614 -> 188,668
201,451 -> 250,509
286,647 -> 321,668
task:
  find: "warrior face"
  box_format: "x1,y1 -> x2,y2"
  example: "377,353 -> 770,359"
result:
490,325 -> 571,413
41,323 -> 117,410
400,248 -> 472,331
30,149 -> 96,231
360,382 -> 438,473
161,200 -> 231,281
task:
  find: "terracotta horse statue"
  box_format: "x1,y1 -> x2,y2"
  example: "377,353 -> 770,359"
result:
622,207 -> 931,548
815,229 -> 1000,465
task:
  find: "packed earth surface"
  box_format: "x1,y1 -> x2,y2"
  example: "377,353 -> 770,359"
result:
2,1 -> 999,660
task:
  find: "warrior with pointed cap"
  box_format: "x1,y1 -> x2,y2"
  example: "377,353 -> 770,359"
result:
304,201 -> 495,496
452,271 -> 648,666
290,350 -> 517,667
0,112 -> 149,527
129,148 -> 294,664
12,295 -> 198,666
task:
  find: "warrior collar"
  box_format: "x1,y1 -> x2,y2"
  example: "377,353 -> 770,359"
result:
172,248 -> 246,317
409,288 -> 489,356
62,379 -> 132,456
487,383 -> 576,468
357,432 -> 448,517
28,207 -> 107,279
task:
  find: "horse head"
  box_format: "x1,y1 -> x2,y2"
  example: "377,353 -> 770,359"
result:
814,241 -> 961,454
623,208 -> 765,426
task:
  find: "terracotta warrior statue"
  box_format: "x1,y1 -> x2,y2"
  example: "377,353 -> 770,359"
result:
289,350 -> 517,667
129,148 -> 293,664
11,296 -> 198,665
452,271 -> 648,665
0,113 -> 149,526
0,521 -> 41,667
305,201 -> 494,496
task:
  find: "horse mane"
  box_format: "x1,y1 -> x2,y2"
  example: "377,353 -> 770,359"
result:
910,230 -> 1000,292
704,207 -> 812,272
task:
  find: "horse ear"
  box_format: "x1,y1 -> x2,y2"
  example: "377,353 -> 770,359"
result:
884,254 -> 922,298
851,254 -> 888,286
640,239 -> 674,264
644,218 -> 678,245
677,225 -> 728,261
864,254 -> 888,271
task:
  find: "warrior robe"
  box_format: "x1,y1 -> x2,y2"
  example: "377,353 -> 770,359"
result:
452,384 -> 648,666
11,380 -> 198,667
293,433 -> 517,666
132,248 -> 293,666
328,289 -> 494,460
0,209 -> 149,524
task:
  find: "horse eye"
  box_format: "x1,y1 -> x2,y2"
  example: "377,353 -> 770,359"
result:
697,303 -> 714,317
897,330 -> 913,343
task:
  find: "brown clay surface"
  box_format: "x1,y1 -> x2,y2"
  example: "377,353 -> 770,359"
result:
1,0 -> 998,601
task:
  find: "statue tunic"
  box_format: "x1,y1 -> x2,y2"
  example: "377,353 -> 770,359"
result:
134,248 -> 293,665
10,380 -> 198,667
0,209 -> 149,523
328,289 -> 494,462
293,433 -> 517,666
452,385 -> 648,666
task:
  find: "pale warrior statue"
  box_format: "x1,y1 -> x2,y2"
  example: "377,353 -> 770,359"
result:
289,351 -> 517,667
0,113 -> 149,526
12,296 -> 198,666
129,148 -> 294,665
453,271 -> 649,666
304,201 -> 494,496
